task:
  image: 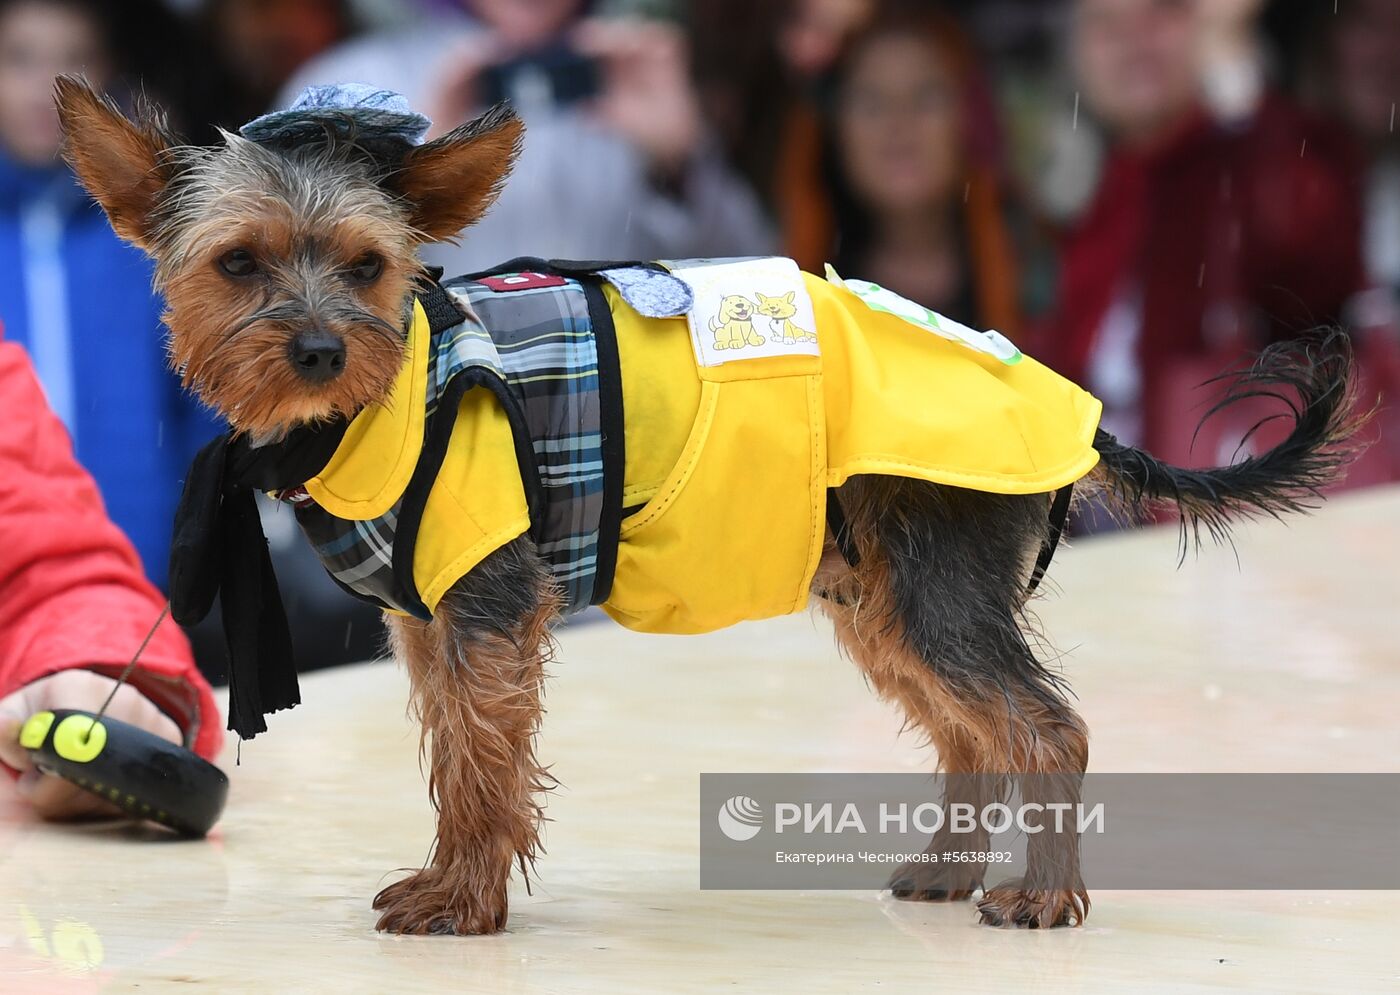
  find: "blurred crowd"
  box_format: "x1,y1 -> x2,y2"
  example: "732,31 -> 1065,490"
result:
1,0 -> 1397,676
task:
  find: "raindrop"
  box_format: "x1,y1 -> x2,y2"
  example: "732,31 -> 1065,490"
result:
963,181 -> 970,203
1197,262 -> 1205,288
1072,92 -> 1080,131
1299,138 -> 1307,157
1391,102 -> 1396,133
344,620 -> 353,649
157,420 -> 164,447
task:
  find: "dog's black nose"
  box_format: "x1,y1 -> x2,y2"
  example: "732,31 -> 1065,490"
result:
289,330 -> 345,382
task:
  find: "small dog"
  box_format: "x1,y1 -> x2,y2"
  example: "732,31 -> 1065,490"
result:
55,77 -> 1359,935
755,290 -> 817,344
709,293 -> 764,349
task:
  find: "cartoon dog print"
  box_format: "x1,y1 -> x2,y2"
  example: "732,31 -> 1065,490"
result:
709,294 -> 765,350
755,291 -> 816,344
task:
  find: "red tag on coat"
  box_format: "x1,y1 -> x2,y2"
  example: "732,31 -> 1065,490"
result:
478,272 -> 568,292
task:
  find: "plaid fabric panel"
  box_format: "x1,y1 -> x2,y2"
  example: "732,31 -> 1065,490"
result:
286,278 -> 605,617
290,496 -> 417,614
442,275 -> 604,614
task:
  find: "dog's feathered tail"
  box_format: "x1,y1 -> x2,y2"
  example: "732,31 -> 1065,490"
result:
1090,331 -> 1365,547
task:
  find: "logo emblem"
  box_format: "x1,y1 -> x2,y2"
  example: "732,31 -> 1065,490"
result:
717,795 -> 763,841
669,257 -> 821,368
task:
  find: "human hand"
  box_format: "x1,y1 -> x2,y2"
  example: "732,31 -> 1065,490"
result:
573,18 -> 703,179
0,671 -> 181,820
423,32 -> 506,139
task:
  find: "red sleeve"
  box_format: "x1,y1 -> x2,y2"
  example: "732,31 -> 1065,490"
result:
0,340 -> 223,762
1243,95 -> 1367,335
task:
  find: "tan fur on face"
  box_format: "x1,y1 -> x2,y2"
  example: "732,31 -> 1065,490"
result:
160,190 -> 418,436
54,75 -> 523,436
144,133 -> 424,434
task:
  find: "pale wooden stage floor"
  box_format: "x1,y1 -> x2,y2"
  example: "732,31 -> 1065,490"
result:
2,487 -> 1397,993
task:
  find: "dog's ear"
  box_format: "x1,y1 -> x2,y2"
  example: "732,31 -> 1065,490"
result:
390,104 -> 524,242
784,291 -> 795,303
54,75 -> 174,249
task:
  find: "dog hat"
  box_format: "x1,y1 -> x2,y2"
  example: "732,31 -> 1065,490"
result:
240,83 -> 432,146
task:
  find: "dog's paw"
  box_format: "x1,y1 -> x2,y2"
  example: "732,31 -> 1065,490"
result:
975,879 -> 1088,929
372,868 -> 507,936
887,859 -> 983,902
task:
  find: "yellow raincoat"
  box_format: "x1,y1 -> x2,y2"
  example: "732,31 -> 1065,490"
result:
290,267 -> 1102,632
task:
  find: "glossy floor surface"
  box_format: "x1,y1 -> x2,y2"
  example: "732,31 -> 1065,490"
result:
2,486 -> 1397,993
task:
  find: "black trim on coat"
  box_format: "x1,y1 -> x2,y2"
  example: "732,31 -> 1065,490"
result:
387,286 -> 544,619
581,276 -> 625,606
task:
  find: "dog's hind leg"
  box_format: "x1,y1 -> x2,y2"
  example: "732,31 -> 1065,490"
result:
820,476 -> 1090,927
819,573 -> 997,904
374,538 -> 561,935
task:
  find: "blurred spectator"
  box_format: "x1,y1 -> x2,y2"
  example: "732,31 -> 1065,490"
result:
1306,0 -> 1400,304
1296,0 -> 1400,486
689,0 -> 872,272
0,0 -> 217,587
281,0 -> 774,274
211,0 -> 350,106
689,0 -> 800,215
1041,0 -> 1365,459
817,5 -> 1032,333
781,0 -> 876,78
184,0 -> 358,141
1195,0 -> 1268,125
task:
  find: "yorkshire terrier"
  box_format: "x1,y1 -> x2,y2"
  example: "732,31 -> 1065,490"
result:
54,76 -> 1359,935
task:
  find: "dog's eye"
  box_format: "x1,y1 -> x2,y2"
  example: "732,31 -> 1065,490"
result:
348,254 -> 383,284
219,249 -> 257,277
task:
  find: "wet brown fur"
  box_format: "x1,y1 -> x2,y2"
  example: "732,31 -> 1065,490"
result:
816,477 -> 1091,927
55,75 -> 1360,936
375,540 -> 562,935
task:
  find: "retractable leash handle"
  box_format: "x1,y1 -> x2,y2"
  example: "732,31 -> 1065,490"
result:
19,709 -> 229,837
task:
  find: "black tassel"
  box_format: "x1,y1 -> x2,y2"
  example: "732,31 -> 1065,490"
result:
169,425 -> 345,739
214,487 -> 299,738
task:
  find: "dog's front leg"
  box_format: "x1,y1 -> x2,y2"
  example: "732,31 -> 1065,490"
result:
374,540 -> 560,935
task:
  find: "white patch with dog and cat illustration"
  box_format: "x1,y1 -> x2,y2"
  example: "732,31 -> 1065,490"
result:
667,257 -> 821,369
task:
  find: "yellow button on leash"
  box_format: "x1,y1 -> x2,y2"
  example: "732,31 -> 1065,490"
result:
22,708 -> 228,836
18,710 -> 55,750
13,606 -> 228,837
51,714 -> 106,763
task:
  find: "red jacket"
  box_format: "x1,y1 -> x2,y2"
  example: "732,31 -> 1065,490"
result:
1041,95 -> 1366,456
0,338 -> 222,764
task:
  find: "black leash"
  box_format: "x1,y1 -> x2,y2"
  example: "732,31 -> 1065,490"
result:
87,602 -> 171,737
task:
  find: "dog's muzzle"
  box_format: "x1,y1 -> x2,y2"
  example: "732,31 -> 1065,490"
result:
290,329 -> 346,383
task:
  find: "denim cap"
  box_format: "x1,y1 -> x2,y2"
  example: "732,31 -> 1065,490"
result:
240,83 -> 432,146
